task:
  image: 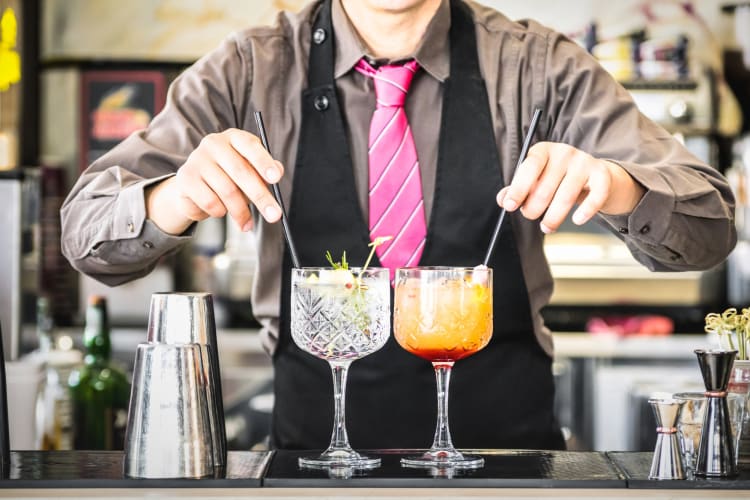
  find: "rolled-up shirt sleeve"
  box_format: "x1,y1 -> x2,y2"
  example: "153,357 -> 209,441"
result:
540,30 -> 736,271
60,33 -> 251,285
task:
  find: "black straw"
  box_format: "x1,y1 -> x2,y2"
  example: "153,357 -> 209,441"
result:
482,107 -> 543,267
253,111 -> 301,268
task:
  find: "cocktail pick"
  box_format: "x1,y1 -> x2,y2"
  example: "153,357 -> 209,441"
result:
482,107 -> 542,267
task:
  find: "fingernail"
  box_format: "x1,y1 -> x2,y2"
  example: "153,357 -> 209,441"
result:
540,223 -> 553,234
265,167 -> 280,184
572,210 -> 588,225
503,198 -> 518,211
242,220 -> 254,232
264,205 -> 281,221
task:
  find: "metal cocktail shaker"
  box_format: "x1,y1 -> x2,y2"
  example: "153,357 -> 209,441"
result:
124,293 -> 227,478
694,349 -> 738,478
124,343 -> 213,478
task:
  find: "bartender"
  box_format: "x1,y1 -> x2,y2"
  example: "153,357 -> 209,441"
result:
61,0 -> 736,450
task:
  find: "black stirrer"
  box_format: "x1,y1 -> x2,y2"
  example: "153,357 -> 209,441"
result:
253,111 -> 301,268
482,107 -> 543,267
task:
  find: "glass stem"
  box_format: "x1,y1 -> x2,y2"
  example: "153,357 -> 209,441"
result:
430,361 -> 456,451
328,361 -> 352,451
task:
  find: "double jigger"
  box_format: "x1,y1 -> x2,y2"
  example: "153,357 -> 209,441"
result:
124,293 -> 227,479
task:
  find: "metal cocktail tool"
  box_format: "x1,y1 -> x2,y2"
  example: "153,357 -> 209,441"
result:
124,293 -> 227,478
648,398 -> 685,480
0,324 -> 10,478
124,343 -> 214,478
694,349 -> 738,478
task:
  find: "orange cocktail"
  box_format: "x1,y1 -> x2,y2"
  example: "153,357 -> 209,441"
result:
394,274 -> 492,362
394,266 -> 493,469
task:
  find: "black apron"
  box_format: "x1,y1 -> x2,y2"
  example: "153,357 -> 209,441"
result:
272,0 -> 565,451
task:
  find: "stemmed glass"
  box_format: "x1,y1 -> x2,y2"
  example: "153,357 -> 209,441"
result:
394,266 -> 493,468
290,267 -> 390,469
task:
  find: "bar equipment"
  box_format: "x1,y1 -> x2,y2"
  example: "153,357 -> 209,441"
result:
694,349 -> 738,477
674,392 -> 745,475
124,343 -> 213,478
0,323 -> 11,478
123,292 -> 227,478
145,292 -> 227,470
0,168 -> 39,361
648,398 -> 685,480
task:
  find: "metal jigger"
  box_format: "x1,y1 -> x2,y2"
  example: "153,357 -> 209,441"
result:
694,349 -> 738,478
648,398 -> 685,480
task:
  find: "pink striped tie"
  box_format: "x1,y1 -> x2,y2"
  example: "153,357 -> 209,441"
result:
356,58 -> 427,277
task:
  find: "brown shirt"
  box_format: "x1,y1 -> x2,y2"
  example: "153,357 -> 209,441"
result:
60,0 -> 737,356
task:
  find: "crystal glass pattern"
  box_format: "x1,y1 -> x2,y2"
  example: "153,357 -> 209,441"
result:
291,267 -> 390,469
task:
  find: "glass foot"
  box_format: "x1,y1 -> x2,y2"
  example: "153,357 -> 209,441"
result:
298,448 -> 380,469
401,448 -> 484,469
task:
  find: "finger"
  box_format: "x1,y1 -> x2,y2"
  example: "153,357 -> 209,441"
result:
518,154 -> 568,221
503,142 -> 550,212
199,162 -> 254,231
572,166 -> 611,225
540,157 -> 589,234
176,194 -> 210,222
177,164 -> 229,218
202,132 -> 282,223
227,129 -> 284,184
496,186 -> 510,207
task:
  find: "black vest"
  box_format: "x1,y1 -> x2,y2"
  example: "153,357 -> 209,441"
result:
272,0 -> 564,451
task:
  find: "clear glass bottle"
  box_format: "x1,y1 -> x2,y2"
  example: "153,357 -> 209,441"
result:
68,296 -> 131,450
35,296 -> 81,450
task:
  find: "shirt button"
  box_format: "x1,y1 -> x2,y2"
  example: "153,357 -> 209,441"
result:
127,222 -> 135,233
314,95 -> 329,111
313,28 -> 326,45
640,224 -> 651,235
143,241 -> 154,249
618,227 -> 628,234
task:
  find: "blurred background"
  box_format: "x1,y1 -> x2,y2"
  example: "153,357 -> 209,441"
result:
1,0 -> 750,455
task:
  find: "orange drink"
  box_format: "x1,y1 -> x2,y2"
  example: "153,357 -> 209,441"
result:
393,266 -> 493,469
394,276 -> 492,362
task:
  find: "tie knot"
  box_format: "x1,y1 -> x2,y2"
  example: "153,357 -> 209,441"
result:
355,58 -> 419,108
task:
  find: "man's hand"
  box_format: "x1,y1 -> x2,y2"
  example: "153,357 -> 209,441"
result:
146,128 -> 284,235
496,142 -> 645,234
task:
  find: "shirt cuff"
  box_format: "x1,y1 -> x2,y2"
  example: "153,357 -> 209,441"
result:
110,173 -> 179,241
598,160 -> 676,245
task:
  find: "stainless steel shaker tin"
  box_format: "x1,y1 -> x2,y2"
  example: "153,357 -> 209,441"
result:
125,293 -> 227,478
124,343 -> 213,479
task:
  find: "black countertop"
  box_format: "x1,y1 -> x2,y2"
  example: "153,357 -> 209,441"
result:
0,450 -> 749,490
263,449 -> 623,488
608,452 -> 750,490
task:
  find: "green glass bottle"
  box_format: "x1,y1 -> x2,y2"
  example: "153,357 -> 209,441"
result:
68,296 -> 131,450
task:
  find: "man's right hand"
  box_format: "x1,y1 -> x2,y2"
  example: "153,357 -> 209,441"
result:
145,128 -> 284,235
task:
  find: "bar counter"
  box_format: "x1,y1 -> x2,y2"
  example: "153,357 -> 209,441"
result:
1,450 -> 749,499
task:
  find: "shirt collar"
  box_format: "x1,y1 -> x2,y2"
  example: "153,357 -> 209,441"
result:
332,0 -> 450,82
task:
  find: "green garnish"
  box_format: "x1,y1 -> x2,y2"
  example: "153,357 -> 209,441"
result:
325,236 -> 393,290
322,237 -> 393,338
325,250 -> 349,270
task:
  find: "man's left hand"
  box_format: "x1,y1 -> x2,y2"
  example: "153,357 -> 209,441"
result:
496,142 -> 646,234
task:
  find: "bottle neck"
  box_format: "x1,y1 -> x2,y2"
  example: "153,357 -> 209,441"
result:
84,303 -> 111,362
